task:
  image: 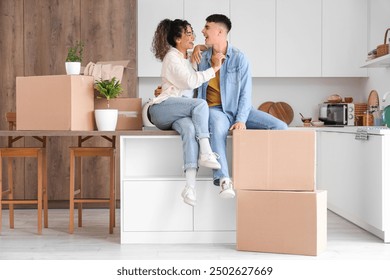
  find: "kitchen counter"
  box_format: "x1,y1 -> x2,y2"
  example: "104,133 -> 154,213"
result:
289,125 -> 390,135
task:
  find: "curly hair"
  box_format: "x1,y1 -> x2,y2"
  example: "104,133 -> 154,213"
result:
151,19 -> 191,61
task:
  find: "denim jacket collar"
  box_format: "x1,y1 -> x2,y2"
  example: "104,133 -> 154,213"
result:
205,42 -> 232,63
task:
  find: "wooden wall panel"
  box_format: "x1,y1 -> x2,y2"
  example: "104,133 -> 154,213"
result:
0,0 -> 25,199
80,0 -> 137,98
24,0 -> 81,76
22,0 -> 82,200
0,0 -> 24,123
80,0 -> 137,199
1,0 -> 137,205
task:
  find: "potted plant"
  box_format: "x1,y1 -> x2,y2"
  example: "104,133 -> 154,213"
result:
94,77 -> 123,131
65,41 -> 84,75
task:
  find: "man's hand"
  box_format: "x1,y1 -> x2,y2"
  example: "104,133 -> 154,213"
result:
211,52 -> 225,72
154,85 -> 162,97
229,122 -> 246,130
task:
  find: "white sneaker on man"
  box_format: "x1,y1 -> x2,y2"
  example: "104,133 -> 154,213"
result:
198,152 -> 221,169
219,178 -> 235,199
181,185 -> 196,206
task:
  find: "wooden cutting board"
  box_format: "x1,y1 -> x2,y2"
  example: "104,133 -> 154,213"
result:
368,90 -> 379,108
268,102 -> 294,124
258,101 -> 275,113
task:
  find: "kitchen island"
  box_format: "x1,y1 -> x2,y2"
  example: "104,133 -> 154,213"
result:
119,133 -> 236,244
119,126 -> 390,244
2,126 -> 389,243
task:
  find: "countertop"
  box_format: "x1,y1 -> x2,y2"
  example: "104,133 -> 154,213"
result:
289,125 -> 390,135
1,126 -> 389,137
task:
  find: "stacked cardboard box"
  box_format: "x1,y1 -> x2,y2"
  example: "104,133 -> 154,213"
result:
16,75 -> 95,130
233,130 -> 327,256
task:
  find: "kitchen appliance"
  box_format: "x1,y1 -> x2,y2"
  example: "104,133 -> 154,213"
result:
319,103 -> 355,126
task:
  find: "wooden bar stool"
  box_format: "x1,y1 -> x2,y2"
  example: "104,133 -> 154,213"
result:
0,112 -> 47,234
69,136 -> 116,234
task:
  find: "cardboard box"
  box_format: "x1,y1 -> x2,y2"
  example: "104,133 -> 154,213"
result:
236,190 -> 327,256
94,98 -> 142,130
84,60 -> 130,83
233,130 -> 316,191
16,75 -> 94,130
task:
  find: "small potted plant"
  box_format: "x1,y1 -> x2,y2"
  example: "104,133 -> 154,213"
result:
94,77 -> 123,131
65,41 -> 84,75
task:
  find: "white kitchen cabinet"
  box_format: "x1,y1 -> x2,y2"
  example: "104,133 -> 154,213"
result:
322,0 -> 368,77
137,0 -> 183,77
230,0 -> 276,77
276,0 -> 322,77
120,135 -> 235,244
137,0 -> 368,78
317,129 -> 390,242
122,181 -> 193,232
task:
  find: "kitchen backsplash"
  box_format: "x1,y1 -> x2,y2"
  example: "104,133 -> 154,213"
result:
139,77 -> 366,127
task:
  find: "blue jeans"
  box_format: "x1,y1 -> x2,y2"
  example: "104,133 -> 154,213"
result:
209,106 -> 288,185
149,97 -> 210,171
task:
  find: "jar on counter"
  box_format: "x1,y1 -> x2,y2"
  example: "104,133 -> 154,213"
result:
373,108 -> 384,126
363,111 -> 373,126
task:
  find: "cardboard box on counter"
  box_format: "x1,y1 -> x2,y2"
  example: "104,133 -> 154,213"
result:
94,98 -> 142,130
236,190 -> 327,256
16,75 -> 94,130
83,60 -> 130,83
233,130 -> 316,191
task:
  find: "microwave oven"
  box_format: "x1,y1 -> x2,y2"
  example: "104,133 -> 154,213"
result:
319,103 -> 355,126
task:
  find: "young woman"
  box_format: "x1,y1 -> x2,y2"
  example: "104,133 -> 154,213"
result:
148,19 -> 224,206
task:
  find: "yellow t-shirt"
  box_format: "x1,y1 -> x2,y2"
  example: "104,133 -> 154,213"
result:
206,70 -> 221,107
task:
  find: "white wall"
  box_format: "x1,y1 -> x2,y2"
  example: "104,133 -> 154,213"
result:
139,77 -> 366,126
364,0 -> 390,107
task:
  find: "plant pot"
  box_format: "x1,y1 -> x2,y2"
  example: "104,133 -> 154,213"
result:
94,109 -> 118,131
65,62 -> 81,75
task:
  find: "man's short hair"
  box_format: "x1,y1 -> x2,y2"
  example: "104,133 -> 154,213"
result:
205,14 -> 232,32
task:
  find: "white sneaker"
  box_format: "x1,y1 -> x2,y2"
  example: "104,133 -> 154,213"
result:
198,153 -> 221,169
181,185 -> 196,206
219,179 -> 235,199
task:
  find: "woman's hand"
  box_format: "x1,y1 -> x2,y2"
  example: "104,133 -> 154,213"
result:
191,44 -> 207,64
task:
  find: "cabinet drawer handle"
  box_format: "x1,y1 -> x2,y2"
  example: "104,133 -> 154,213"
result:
355,129 -> 369,141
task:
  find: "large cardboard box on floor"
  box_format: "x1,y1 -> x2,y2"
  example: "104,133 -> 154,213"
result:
16,75 -> 94,130
233,130 -> 316,191
94,98 -> 142,130
236,190 -> 327,256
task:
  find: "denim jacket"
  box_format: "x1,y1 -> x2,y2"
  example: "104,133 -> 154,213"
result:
197,43 -> 252,124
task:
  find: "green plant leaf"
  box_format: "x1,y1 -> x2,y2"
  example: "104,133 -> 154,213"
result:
94,77 -> 124,105
66,41 -> 84,62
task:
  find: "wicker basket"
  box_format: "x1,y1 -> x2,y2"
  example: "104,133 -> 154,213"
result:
354,103 -> 368,115
376,28 -> 390,57
354,103 -> 368,126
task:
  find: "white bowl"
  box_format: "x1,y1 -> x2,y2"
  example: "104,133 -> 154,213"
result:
311,121 -> 324,127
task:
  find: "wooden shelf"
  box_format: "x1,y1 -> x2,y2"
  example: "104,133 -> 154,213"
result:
361,54 -> 390,68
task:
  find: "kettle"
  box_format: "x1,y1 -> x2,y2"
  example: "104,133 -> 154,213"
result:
142,100 -> 155,127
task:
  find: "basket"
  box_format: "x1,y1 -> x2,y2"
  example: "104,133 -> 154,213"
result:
376,28 -> 390,57
354,103 -> 368,126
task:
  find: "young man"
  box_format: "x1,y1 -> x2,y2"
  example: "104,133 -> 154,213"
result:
196,14 -> 288,198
